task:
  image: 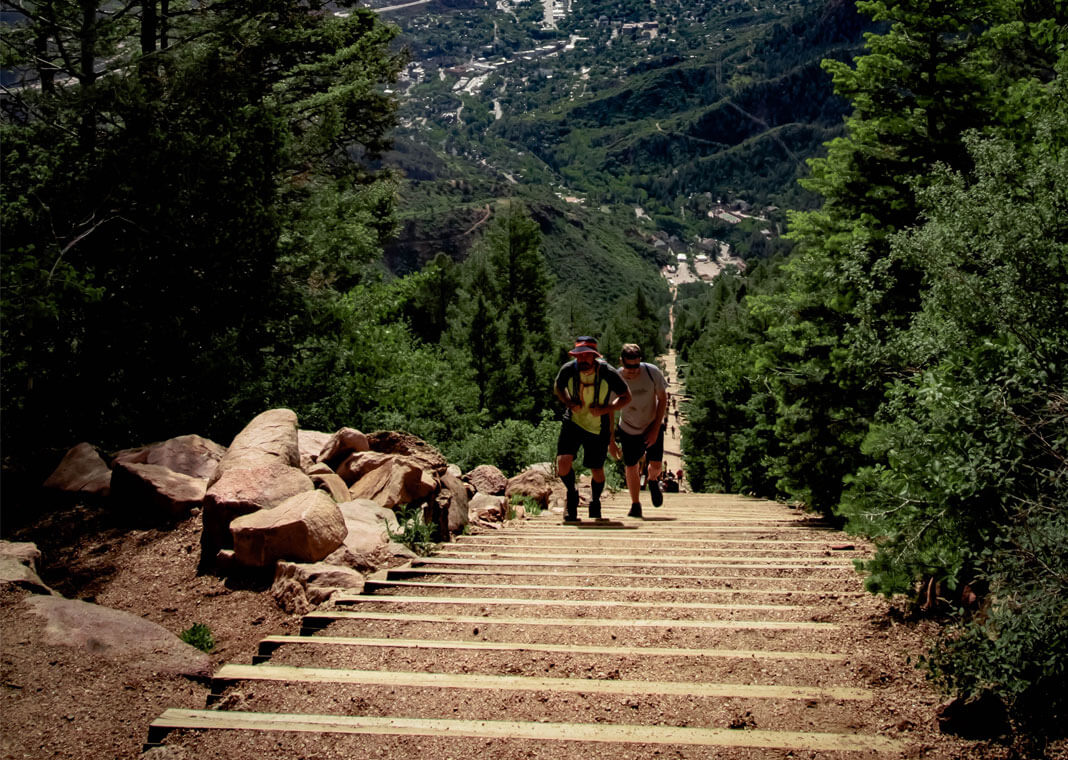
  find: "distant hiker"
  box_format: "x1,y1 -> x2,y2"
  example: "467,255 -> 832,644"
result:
554,336 -> 631,521
609,343 -> 668,519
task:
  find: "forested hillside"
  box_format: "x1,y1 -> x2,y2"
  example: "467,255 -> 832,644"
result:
675,0 -> 1068,744
381,0 -> 875,285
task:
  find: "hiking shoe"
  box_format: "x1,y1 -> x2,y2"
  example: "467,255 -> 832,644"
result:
565,489 -> 579,522
649,479 -> 663,508
627,503 -> 643,518
588,500 -> 602,519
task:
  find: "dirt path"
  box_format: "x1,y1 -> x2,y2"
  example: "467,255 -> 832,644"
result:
659,349 -> 687,488
145,494 -> 985,759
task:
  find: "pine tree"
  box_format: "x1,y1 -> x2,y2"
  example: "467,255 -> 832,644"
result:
1,1 -> 405,459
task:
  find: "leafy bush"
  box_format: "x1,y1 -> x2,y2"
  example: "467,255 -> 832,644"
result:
444,414 -> 559,476
923,504 -> 1068,736
388,503 -> 436,556
839,124 -> 1068,729
179,623 -> 215,653
509,493 -> 542,517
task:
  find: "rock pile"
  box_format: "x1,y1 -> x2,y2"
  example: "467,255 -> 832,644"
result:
33,408 -> 558,613
0,409 -> 571,711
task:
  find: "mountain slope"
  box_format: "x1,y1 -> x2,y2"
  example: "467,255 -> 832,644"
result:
382,0 -> 875,296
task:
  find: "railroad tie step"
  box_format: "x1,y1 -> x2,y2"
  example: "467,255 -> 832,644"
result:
146,708 -> 906,754
208,662 -> 873,702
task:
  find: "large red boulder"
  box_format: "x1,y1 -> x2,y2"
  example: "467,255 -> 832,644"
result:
230,490 -> 347,568
336,451 -> 394,486
316,427 -> 370,470
23,596 -> 212,679
366,430 -> 447,477
110,461 -> 207,521
111,434 -> 225,481
200,409 -> 312,568
437,471 -> 470,535
297,429 -> 333,472
42,443 -> 112,497
347,455 -> 436,510
463,464 -> 508,495
506,466 -> 556,509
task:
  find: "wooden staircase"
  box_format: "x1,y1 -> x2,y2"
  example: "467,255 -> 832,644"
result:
146,493 -> 912,758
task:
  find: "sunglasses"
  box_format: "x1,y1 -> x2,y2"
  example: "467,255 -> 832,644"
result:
621,360 -> 641,369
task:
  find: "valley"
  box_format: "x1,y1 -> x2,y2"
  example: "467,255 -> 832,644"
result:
369,0 -> 870,308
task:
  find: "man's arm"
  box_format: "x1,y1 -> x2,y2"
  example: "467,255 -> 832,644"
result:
590,365 -> 631,416
608,406 -> 621,459
553,366 -> 580,412
610,388 -> 633,412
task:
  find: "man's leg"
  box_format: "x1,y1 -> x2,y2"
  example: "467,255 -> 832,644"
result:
619,431 -> 645,518
557,422 -> 581,521
588,468 -> 605,519
558,455 -> 578,520
647,459 -> 664,507
625,462 -> 642,506
584,428 -> 611,519
646,424 -> 667,508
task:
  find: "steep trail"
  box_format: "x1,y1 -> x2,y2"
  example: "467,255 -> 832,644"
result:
659,348 -> 687,488
144,493 -> 938,759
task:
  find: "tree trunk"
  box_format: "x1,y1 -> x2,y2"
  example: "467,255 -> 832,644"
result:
77,0 -> 97,150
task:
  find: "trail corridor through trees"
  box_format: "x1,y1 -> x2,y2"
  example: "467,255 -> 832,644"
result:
147,495 -> 936,759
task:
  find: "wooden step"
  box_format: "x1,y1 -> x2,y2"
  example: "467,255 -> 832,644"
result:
453,536 -> 857,549
210,663 -> 873,701
299,609 -> 839,635
410,556 -> 855,571
332,592 -> 806,612
144,491 -> 916,757
365,578 -> 865,597
147,708 -> 905,753
254,634 -> 848,664
431,550 -> 858,565
385,566 -> 856,585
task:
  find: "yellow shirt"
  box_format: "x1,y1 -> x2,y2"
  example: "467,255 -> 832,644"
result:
571,369 -> 605,434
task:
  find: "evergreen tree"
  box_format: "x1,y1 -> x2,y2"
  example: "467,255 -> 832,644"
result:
400,253 -> 461,345
601,288 -> 667,363
843,85 -> 1068,728
448,203 -> 555,423
680,3 -> 1067,730
1,1 -> 405,463
739,0 -> 1066,513
485,202 -> 554,358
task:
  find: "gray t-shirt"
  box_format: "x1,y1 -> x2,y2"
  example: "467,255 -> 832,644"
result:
617,362 -> 667,434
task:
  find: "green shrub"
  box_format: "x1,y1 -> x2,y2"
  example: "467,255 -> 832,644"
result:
509,493 -> 541,517
179,623 -> 215,653
444,414 -> 559,476
388,502 -> 436,556
922,504 -> 1068,736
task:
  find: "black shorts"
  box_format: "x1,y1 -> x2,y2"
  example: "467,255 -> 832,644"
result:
617,422 -> 666,467
557,418 -> 610,470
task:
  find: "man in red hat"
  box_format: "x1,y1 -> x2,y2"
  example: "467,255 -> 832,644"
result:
553,337 -> 631,521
